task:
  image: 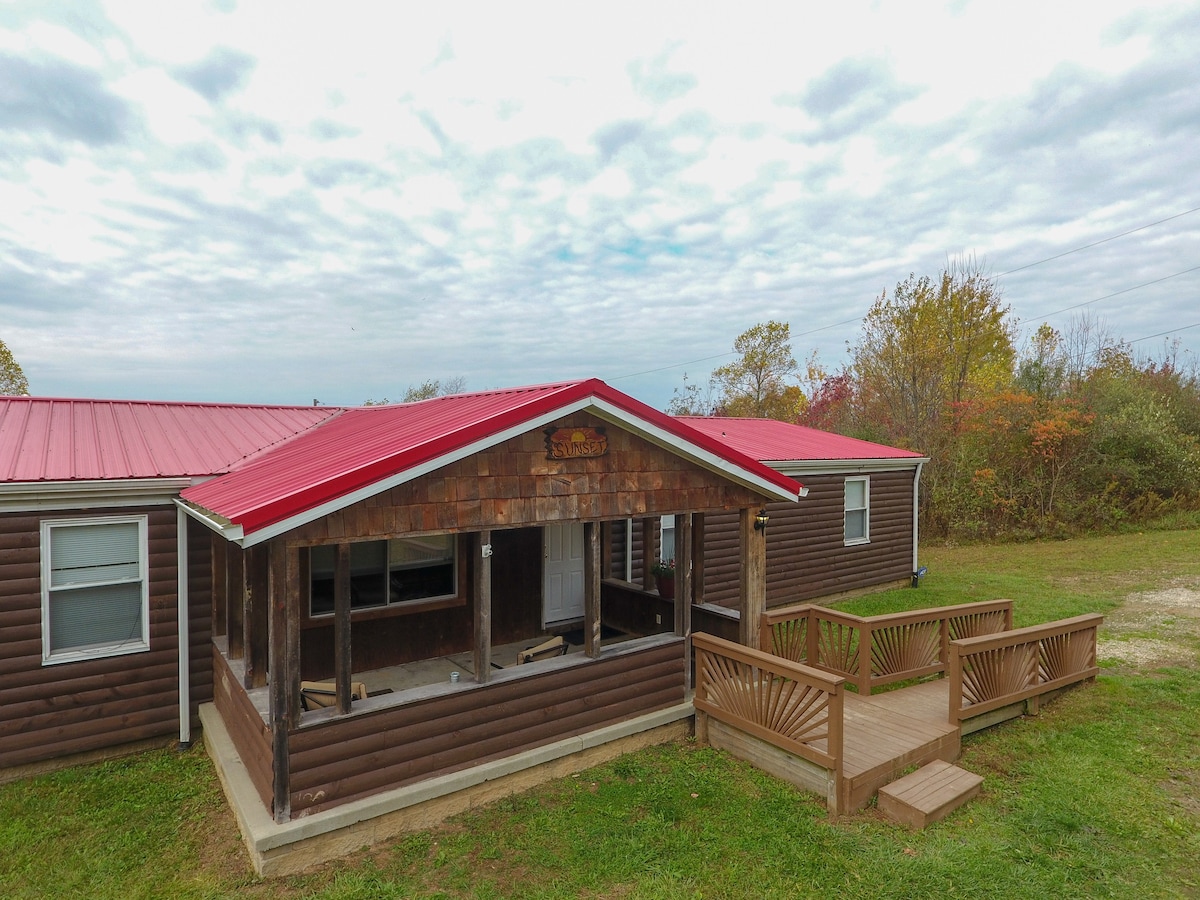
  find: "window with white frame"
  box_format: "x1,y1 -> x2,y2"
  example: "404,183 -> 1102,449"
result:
844,477 -> 870,545
659,514 -> 676,565
41,516 -> 150,664
309,534 -> 458,617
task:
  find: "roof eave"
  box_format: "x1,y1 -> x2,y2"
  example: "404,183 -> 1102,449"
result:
209,385 -> 799,547
0,477 -> 195,513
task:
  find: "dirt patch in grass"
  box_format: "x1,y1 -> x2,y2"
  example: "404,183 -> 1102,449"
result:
1099,582 -> 1200,670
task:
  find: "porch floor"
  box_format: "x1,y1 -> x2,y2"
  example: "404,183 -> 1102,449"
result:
838,680 -> 959,810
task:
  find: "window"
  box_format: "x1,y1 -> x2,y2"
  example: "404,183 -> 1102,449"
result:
41,516 -> 150,665
659,515 -> 676,564
309,535 -> 458,617
844,477 -> 870,545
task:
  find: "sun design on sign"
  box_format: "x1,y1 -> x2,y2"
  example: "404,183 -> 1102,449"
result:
545,426 -> 608,459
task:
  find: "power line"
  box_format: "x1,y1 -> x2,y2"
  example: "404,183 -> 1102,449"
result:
998,205 -> 1200,276
1130,322 -> 1200,344
1032,265 -> 1200,321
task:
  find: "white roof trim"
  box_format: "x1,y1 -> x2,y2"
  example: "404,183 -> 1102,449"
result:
768,457 -> 930,477
0,478 -> 193,513
220,393 -> 796,548
175,498 -> 245,542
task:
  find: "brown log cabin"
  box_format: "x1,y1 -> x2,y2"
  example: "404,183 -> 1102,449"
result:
0,380 -> 925,873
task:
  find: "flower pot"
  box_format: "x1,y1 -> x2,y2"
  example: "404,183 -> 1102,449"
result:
655,574 -> 675,599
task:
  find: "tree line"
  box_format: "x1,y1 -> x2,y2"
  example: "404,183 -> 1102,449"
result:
670,264 -> 1200,540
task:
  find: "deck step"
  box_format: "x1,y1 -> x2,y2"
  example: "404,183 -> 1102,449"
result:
877,760 -> 983,829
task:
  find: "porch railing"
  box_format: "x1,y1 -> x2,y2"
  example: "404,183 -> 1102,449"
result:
760,600 -> 1014,694
693,632 -> 845,778
948,613 -> 1102,728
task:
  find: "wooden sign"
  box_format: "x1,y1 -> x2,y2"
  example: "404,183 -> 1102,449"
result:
545,426 -> 608,459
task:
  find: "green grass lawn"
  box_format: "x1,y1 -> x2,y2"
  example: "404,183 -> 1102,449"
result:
2,528 -> 1198,899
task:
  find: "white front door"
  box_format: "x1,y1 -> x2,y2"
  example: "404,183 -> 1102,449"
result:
543,523 -> 585,625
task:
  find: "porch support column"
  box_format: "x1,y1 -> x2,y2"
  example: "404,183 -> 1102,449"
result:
738,506 -> 767,648
268,540 -> 301,824
584,521 -> 601,659
675,514 -> 694,690
211,535 -> 227,640
334,544 -> 353,713
227,544 -> 245,660
640,516 -> 657,592
473,531 -> 492,683
244,546 -> 269,689
691,512 -> 706,606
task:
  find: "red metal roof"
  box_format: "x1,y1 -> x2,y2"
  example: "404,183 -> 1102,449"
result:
182,379 -> 800,541
0,396 -> 336,482
678,416 -> 925,463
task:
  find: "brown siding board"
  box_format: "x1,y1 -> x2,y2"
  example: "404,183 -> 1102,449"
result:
699,470 -> 916,609
212,650 -> 273,810
0,506 -> 191,770
287,641 -> 685,813
290,654 -> 684,779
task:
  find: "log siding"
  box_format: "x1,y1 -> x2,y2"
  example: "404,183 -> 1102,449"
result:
286,637 -> 686,815
0,506 -> 212,772
691,469 -> 917,610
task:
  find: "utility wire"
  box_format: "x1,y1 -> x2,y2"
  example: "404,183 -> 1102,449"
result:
1130,322 -> 1200,344
998,205 -> 1200,276
613,206 -> 1200,383
1033,265 -> 1200,321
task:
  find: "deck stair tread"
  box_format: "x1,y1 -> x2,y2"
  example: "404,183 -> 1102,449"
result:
877,759 -> 983,828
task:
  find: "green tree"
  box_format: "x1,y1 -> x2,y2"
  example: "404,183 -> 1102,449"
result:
710,321 -> 805,420
1,338 -> 29,395
852,263 -> 1015,452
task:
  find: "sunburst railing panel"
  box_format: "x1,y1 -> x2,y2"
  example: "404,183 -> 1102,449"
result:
948,614 -> 1103,722
694,632 -> 844,771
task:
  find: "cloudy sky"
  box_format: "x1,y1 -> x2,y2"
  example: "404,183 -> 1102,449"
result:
2,1 -> 1198,410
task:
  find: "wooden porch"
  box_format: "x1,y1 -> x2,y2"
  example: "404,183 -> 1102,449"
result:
694,602 -> 1103,818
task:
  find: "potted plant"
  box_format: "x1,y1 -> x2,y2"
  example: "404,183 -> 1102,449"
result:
651,558 -> 676,599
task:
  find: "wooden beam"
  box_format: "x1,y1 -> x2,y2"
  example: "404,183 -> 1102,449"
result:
691,512 -> 706,606
211,536 -> 227,639
584,521 -> 601,658
473,531 -> 492,683
739,506 -> 767,647
676,513 -> 694,690
334,543 -> 352,714
674,514 -> 691,636
227,544 -> 245,660
244,546 -> 269,689
267,540 -> 292,823
640,516 -> 657,592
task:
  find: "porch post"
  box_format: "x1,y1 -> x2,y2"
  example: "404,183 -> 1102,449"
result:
584,521 -> 601,658
227,544 -> 245,660
640,516 -> 657,592
691,512 -> 706,606
268,540 -> 300,823
334,543 -> 352,714
738,506 -> 766,647
244,546 -> 269,689
473,530 -> 492,683
674,514 -> 692,636
211,535 -> 227,640
676,514 -> 694,690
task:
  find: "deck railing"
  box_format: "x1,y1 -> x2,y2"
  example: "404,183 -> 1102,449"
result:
760,600 -> 1014,694
948,613 -> 1102,728
693,632 -> 845,777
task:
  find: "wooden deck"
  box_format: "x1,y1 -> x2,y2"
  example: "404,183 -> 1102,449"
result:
694,610 -> 1101,816
839,680 -> 958,810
